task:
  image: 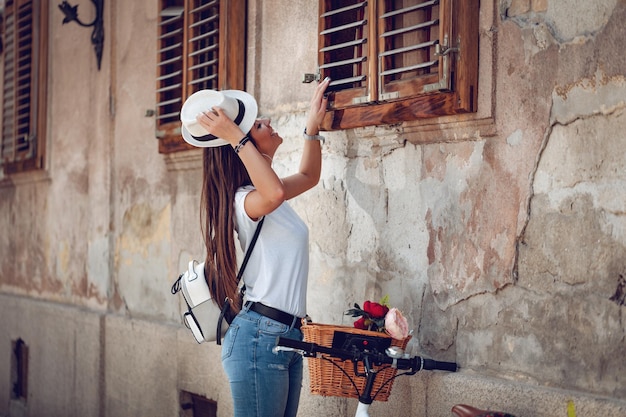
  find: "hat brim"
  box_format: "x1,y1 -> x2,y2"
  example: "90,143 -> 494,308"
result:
181,90 -> 258,148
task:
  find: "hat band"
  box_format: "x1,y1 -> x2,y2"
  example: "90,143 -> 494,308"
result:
190,98 -> 246,143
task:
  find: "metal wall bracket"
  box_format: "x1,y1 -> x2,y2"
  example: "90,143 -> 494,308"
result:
58,0 -> 105,70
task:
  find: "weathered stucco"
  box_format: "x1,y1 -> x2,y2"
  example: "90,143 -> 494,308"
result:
0,0 -> 625,416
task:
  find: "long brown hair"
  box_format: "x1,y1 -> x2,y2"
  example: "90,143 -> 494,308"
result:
201,145 -> 252,312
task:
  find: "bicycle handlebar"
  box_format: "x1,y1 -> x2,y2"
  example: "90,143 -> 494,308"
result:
276,336 -> 317,352
275,336 -> 457,373
421,358 -> 458,372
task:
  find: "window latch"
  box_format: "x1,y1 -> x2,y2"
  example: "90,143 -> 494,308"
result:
434,44 -> 459,56
424,35 -> 460,92
434,34 -> 460,56
302,72 -> 321,83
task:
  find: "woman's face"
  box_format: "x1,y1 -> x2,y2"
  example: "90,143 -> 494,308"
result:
249,118 -> 282,156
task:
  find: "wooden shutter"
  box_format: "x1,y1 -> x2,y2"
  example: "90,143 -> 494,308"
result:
156,0 -> 245,154
2,0 -> 46,173
156,1 -> 185,135
318,0 -> 370,109
318,0 -> 478,130
449,0 -> 479,113
378,0 -> 442,99
185,0 -> 222,94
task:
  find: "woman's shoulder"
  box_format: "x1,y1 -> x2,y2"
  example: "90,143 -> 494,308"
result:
234,185 -> 257,224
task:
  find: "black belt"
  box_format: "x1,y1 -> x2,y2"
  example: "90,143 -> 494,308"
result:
246,301 -> 302,329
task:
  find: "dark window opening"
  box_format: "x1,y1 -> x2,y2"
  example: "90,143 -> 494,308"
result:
180,390 -> 217,417
11,338 -> 28,401
320,1 -> 368,93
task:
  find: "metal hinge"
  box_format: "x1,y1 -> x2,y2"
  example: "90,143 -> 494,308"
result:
380,92 -> 399,100
352,91 -> 399,105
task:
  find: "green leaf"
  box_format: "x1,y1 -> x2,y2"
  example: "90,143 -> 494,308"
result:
379,294 -> 390,307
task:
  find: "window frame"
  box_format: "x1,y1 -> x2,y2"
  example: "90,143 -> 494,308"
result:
156,0 -> 246,154
317,0 -> 478,131
1,0 -> 49,175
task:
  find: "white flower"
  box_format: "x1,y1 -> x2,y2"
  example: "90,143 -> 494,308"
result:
384,308 -> 409,340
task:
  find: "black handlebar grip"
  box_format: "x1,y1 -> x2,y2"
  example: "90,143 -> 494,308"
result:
275,336 -> 314,352
422,358 -> 458,372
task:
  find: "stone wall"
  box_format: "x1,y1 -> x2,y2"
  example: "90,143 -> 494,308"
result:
0,0 -> 624,416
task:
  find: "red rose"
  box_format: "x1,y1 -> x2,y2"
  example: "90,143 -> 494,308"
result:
353,317 -> 368,329
363,301 -> 389,318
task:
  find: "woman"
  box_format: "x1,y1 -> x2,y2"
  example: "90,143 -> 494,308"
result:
182,76 -> 330,417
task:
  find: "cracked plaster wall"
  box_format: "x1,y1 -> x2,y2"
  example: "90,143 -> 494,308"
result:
0,0 -> 625,416
306,0 -> 626,400
405,0 -> 626,399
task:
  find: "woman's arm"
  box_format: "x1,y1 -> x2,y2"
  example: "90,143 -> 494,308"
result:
195,78 -> 330,217
196,110 -> 286,212
281,77 -> 330,199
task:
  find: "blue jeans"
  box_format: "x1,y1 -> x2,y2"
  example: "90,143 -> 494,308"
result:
222,306 -> 304,417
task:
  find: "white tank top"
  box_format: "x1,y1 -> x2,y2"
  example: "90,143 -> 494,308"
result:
234,186 -> 309,317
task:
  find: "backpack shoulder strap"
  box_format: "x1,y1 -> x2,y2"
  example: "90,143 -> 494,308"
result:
236,216 -> 265,284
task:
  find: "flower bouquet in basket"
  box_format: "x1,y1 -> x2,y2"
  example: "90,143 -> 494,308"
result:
344,295 -> 410,340
301,296 -> 411,401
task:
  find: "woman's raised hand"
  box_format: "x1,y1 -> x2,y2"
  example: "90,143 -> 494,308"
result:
305,77 -> 331,135
196,107 -> 246,146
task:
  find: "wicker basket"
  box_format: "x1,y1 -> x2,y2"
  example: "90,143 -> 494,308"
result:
301,322 -> 410,401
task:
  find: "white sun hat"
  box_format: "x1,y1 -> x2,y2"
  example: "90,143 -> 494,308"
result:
180,89 -> 258,148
